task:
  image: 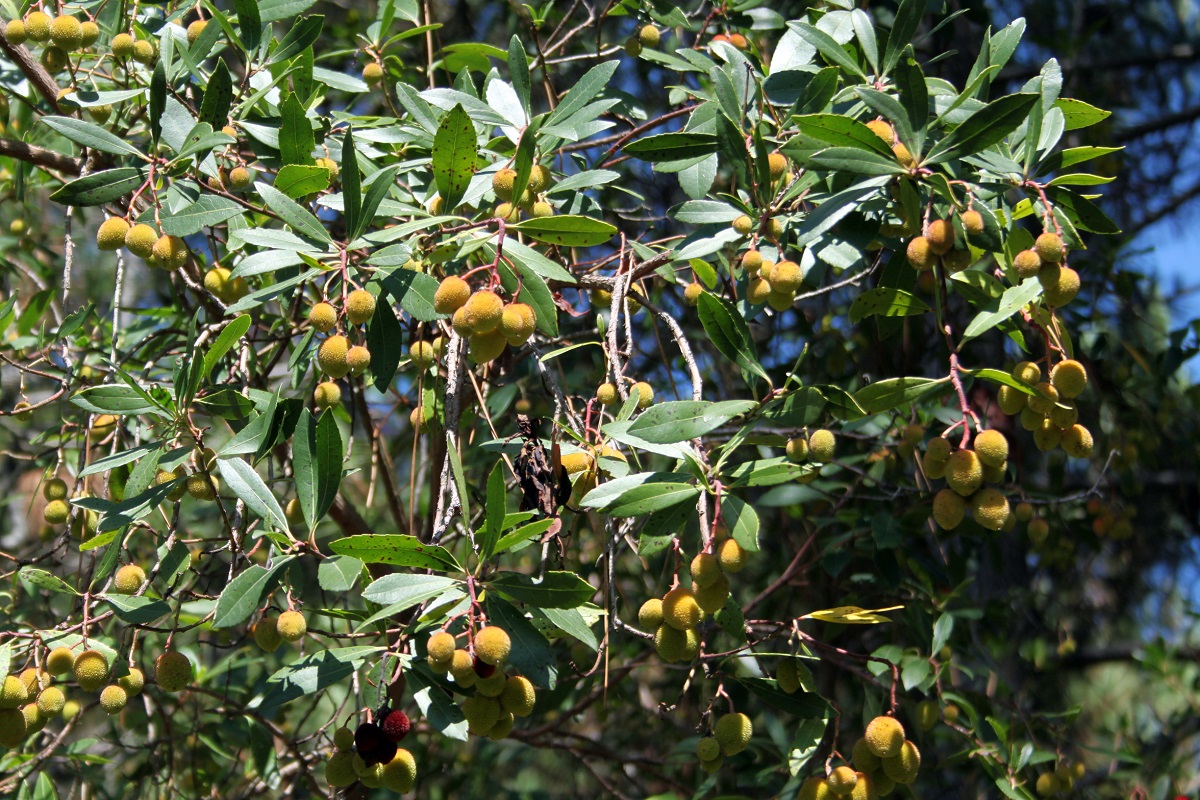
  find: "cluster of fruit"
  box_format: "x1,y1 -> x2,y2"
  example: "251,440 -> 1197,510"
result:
490,164 -> 555,221
432,278 -> 538,364
309,289 -> 378,388
96,216 -> 191,271
4,11 -> 105,73
1035,760 -> 1085,796
153,448 -> 221,504
798,716 -> 920,798
250,610 -> 309,651
926,430 -> 1012,532
784,429 -> 838,467
324,712 -> 417,792
693,712 -> 753,773
637,534 -> 749,663
624,24 -> 661,57
904,214 -> 979,274
425,627 -> 534,741
997,360 -> 1093,458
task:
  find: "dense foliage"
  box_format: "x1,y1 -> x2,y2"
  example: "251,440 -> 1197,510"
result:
0,0 -> 1197,798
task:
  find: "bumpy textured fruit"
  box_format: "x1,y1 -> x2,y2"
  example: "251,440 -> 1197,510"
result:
0,676 -> 28,709
997,384 -> 1027,415
326,751 -> 357,787
714,712 -> 752,756
186,473 -> 218,501
133,38 -> 156,63
851,737 -> 881,773
46,647 -> 75,676
916,699 -> 939,731
73,650 -> 110,692
932,488 -> 966,530
112,564 -> 145,594
588,383 -> 618,409
696,737 -> 721,761
500,675 -> 536,717
1048,401 -> 1078,429
662,586 -> 701,630
186,19 -> 207,45
1013,249 -> 1042,279
97,217 -> 130,250
474,626 -> 511,666
765,217 -> 784,240
906,237 -> 934,270
36,686 -> 65,716
529,164 -> 552,192
945,449 -> 983,497
117,668 -> 144,696
683,282 -> 704,307
808,429 -> 836,463
785,437 -> 809,462
1034,232 -> 1065,263
500,303 -> 537,345
463,291 -> 504,333
427,631 -> 456,666
467,329 -> 507,363
5,19 -> 27,44
1040,263 -> 1080,307
864,715 -> 905,758
972,488 -> 1010,531
732,215 -> 754,235
881,740 -> 921,784
380,709 -> 410,743
632,381 -> 654,409
155,651 -> 192,692
690,552 -> 722,588
1013,361 -> 1041,385
24,10 -> 51,42
827,765 -> 858,794
434,276 -> 471,314
49,14 -> 82,49
346,289 -> 376,325
332,726 -> 355,752
638,598 -> 664,629
694,572 -> 730,614
717,537 -> 747,573
313,381 -> 342,410
639,24 -> 660,46
362,62 -> 384,85
308,302 -> 337,332
463,695 -> 501,735
276,610 -> 307,642
926,219 -> 955,255
79,20 -> 98,46
125,223 -> 158,259
741,250 -> 764,271
318,335 -> 350,379
315,156 -> 339,181
1062,424 -> 1094,458
767,151 -> 788,180
42,478 -> 67,502
923,437 -> 952,479
380,748 -> 417,792
0,707 -> 26,747
111,32 -> 135,58
491,168 -> 517,200
1051,359 -> 1087,399
1028,382 -> 1059,415
99,684 -> 127,715
866,119 -> 893,143
653,623 -> 691,662
530,201 -> 554,218
973,429 -> 1009,468
961,210 -> 984,235
448,649 -> 476,686
769,260 -> 802,293
748,277 -> 773,304
892,142 -> 916,167
43,498 -> 68,524
799,776 -> 834,800
345,345 -> 371,376
226,166 -> 251,190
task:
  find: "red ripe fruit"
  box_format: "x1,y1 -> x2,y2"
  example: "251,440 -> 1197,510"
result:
380,709 -> 411,743
473,656 -> 496,678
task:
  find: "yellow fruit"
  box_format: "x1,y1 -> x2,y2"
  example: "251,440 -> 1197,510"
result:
448,649 -> 476,686
467,329 -> 507,363
491,168 -> 517,200
529,164 -> 552,192
0,676 -> 28,709
318,335 -> 350,379
49,15 -> 83,51
132,39 -> 155,64
316,156 -> 339,181
1050,360 -> 1087,399
187,472 -> 218,501
1028,381 -> 1059,415
5,19 -> 27,44
1039,263 -> 1080,307
427,631 -> 456,665
530,201 -> 554,218
747,277 -> 773,304
741,250 -> 764,271
463,695 -> 501,735
766,152 -> 789,180
997,384 -> 1027,415
799,776 -> 834,800
591,382 -> 618,407
653,624 -> 693,662
308,302 -> 337,332
683,283 -> 704,307
276,610 -> 307,642
945,449 -> 983,496
73,650 -> 110,692
971,488 -> 1010,531
97,217 -> 130,250
973,429 -> 1008,468
346,288 -> 376,325
41,478 -> 67,502
500,675 -> 536,717
714,712 -> 752,756
863,715 -> 905,758
639,24 -> 660,46
769,260 -> 802,293
326,751 -> 358,787
1033,419 -> 1062,451
632,381 -> 654,409
625,36 -> 642,56
926,219 -> 955,255
717,537 -> 747,573
186,19 -> 207,45
881,740 -> 920,784
43,499 -> 69,525
380,748 -> 417,792
254,615 -> 284,650
1062,424 -> 1094,459
0,707 -> 26,747
827,765 -> 858,794
500,302 -> 537,345
1013,249 -> 1042,279
961,210 -> 984,235
313,381 -> 342,410
111,32 -> 135,58
906,237 -> 934,270
689,552 -> 722,588
1048,400 -> 1078,429
226,166 -> 251,190
923,437 -> 951,480
732,215 -> 754,235
851,737 -> 880,773
99,684 -> 127,715
866,120 -> 893,143
1034,231 -> 1065,263
694,572 -> 730,614
36,686 -> 65,716
346,345 -> 371,375
155,651 -> 192,692
808,429 -> 836,463
1013,361 -> 1042,385
662,586 -> 701,630
463,290 -> 504,333
638,598 -> 664,629
697,737 -> 721,761
203,267 -> 230,299
150,234 -> 189,269
46,647 -> 75,676
78,19 -> 99,47
932,488 -> 965,530
112,564 -> 145,594
432,277 -> 471,316
362,62 -> 384,85
474,626 -> 511,666
785,437 -> 809,462
892,142 -> 916,167
1035,772 -> 1060,797
118,668 -> 144,696
475,669 -> 507,698
125,223 -> 158,259
24,11 -> 52,42
765,217 -> 784,240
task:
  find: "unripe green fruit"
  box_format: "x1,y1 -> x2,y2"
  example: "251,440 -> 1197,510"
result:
1050,359 -> 1087,398
785,437 -> 809,462
276,610 -> 307,642
851,737 -> 880,773
1035,772 -> 1060,797
112,564 -> 145,594
1062,424 -> 1094,459
1033,419 -> 1062,451
155,651 -> 193,692
973,429 -> 1008,468
493,201 -> 520,223
882,740 -> 921,784
926,219 -> 955,255
5,19 -> 27,44
1034,231 -> 1065,263
325,751 -> 357,787
78,20 -> 99,47
529,164 -> 552,192
46,647 -> 75,676
693,572 -> 730,614
151,234 -> 189,270
37,686 -> 65,716
808,429 -> 836,463
1014,501 -> 1035,523
43,499 -> 69,525
863,715 -> 905,758
945,449 -> 983,496
73,650 -> 110,692
318,335 -> 350,379
827,765 -> 858,794
99,684 -> 127,714
313,381 -> 342,410
88,103 -> 112,123
42,478 -> 67,502
97,217 -> 130,250
425,632 -> 455,668
732,215 -> 754,235
380,748 -> 418,792
0,707 -> 26,747
474,626 -> 511,666
631,381 -> 654,409
111,32 -> 135,58
932,488 -> 965,530
961,210 -> 984,235
625,36 -> 642,56
943,248 -> 973,273
765,217 -> 784,240
714,712 -> 752,756
125,223 -> 158,258
500,675 -> 536,716
346,288 -> 376,325
186,473 -> 218,501
906,237 -> 934,270
1048,400 -> 1078,429
315,156 -> 339,181
117,668 -> 144,697
1013,360 -> 1041,385
132,39 -> 156,64
0,676 -> 28,709
333,726 -> 355,752
689,552 -> 722,588
462,695 -> 501,736
696,737 -> 721,761
638,24 -> 660,46
971,488 -> 1010,531
741,250 -> 764,271
997,384 -> 1027,415
1012,248 -> 1041,279
362,62 -> 384,85
49,15 -> 82,49
637,598 -> 663,629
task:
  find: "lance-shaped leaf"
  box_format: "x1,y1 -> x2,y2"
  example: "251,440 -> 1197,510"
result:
432,103 -> 477,210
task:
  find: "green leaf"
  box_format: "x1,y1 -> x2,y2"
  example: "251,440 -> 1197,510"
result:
545,60 -> 617,128
883,0 -> 926,73
925,93 -> 1040,163
50,168 -> 147,206
212,556 -> 295,628
485,595 -> 557,689
362,574 -> 459,606
408,669 -> 468,741
696,292 -> 770,385
507,35 -> 531,117
1043,186 -> 1121,234
79,442 -> 161,478
739,677 -> 832,718
853,377 -> 942,413
1054,97 -> 1110,131
624,132 -> 720,161
720,493 -> 760,553
40,116 -> 144,158
72,385 -> 167,416
961,278 -> 1043,343
848,288 -> 930,323
538,607 -> 598,651
432,104 -> 477,210
275,164 -> 330,199
200,59 -> 233,129
279,93 -> 316,167
292,409 -> 342,529
490,571 -> 595,609
380,269 -> 441,322
788,114 -> 894,156
355,166 -> 399,241
805,146 -> 905,175
341,127 -> 363,240
627,400 -> 756,444
150,61 -> 166,143
329,534 -> 462,572
233,0 -> 263,50
216,457 -> 289,531
790,21 -> 866,79
480,460 -> 506,563
317,556 -> 362,592
159,195 -> 243,236
509,215 -> 616,247
258,646 -> 382,712
761,387 -> 827,427
966,367 -> 1038,396
203,315 -> 252,380
20,567 -> 79,595
256,181 -> 332,244
106,595 -> 172,624
583,478 -> 700,517
269,15 -> 323,64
